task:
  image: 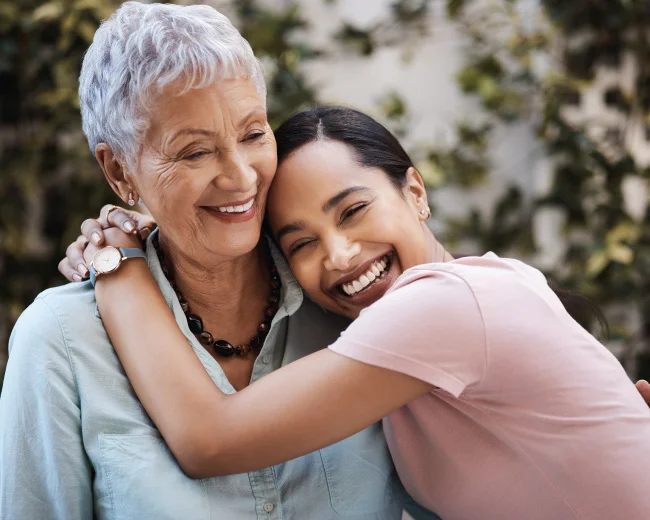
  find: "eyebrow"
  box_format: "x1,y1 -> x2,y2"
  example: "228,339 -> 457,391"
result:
322,186 -> 370,213
275,221 -> 307,244
169,128 -> 217,143
237,106 -> 267,129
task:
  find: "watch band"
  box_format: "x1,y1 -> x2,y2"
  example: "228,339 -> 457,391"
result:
90,247 -> 147,287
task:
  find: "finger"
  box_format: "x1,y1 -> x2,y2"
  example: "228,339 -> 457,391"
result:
58,258 -> 82,282
104,207 -> 138,235
131,213 -> 157,240
80,218 -> 104,246
66,236 -> 90,278
636,380 -> 650,406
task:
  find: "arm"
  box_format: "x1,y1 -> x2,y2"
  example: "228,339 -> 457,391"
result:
95,259 -> 431,478
0,299 -> 93,519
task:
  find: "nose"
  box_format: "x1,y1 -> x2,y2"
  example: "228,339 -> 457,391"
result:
214,148 -> 257,193
323,233 -> 361,272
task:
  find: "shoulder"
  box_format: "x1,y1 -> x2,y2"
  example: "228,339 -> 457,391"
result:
369,262 -> 485,324
9,281 -> 98,364
334,263 -> 489,395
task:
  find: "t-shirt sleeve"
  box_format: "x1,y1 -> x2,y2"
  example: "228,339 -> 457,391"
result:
329,267 -> 487,397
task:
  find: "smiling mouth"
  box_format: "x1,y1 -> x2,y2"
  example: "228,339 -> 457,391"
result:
204,197 -> 255,214
338,254 -> 393,297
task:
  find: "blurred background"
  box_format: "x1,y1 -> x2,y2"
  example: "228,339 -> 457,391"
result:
1,0 -> 650,389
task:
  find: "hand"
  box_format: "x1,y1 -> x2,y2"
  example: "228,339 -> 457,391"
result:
636,380 -> 650,407
59,205 -> 156,282
81,226 -> 144,270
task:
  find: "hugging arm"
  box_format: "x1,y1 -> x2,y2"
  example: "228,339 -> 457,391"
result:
94,258 -> 431,478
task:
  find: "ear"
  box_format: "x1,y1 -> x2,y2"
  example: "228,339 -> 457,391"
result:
404,166 -> 429,212
95,144 -> 137,204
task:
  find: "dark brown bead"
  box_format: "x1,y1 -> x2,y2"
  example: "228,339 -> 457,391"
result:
258,322 -> 269,333
268,294 -> 279,305
236,344 -> 250,356
271,279 -> 281,289
199,331 -> 214,346
214,340 -> 236,357
266,305 -> 277,317
187,314 -> 203,334
250,336 -> 262,349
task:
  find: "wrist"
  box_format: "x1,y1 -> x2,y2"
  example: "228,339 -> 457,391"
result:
94,257 -> 150,297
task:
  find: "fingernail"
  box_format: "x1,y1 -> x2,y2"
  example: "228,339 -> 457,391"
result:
77,264 -> 89,277
72,274 -> 82,282
91,232 -> 101,244
140,228 -> 151,240
124,220 -> 135,233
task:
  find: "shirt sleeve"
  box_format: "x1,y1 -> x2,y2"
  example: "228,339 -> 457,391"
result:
0,297 -> 93,520
329,268 -> 487,397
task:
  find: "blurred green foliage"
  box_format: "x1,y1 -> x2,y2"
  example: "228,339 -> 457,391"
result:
1,0 -> 649,384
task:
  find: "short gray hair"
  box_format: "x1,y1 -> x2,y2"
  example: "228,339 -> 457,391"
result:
79,1 -> 266,167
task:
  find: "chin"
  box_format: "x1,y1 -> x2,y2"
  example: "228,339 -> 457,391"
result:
210,230 -> 264,259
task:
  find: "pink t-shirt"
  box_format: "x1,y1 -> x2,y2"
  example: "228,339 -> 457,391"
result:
329,253 -> 650,520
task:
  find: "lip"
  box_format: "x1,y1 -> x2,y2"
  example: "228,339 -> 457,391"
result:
328,251 -> 394,292
329,252 -> 399,308
200,195 -> 257,224
205,194 -> 256,209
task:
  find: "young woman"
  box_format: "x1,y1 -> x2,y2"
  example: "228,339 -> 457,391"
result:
68,107 -> 650,519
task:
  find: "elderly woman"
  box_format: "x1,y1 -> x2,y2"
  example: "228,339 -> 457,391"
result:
0,3 -> 428,519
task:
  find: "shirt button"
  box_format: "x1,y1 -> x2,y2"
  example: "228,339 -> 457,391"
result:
263,501 -> 274,513
262,355 -> 271,364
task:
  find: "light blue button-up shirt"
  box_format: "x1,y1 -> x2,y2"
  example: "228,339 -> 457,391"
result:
0,233 -> 440,520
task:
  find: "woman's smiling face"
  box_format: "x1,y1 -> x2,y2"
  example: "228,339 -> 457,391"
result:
133,77 -> 277,264
267,139 -> 432,319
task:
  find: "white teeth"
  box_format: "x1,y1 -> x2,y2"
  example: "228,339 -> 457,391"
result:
215,199 -> 255,213
339,256 -> 391,296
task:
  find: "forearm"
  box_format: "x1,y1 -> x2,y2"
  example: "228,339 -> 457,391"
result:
96,262 -> 430,479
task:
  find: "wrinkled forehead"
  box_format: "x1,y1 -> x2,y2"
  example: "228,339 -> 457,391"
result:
145,77 -> 267,143
267,140 -> 386,230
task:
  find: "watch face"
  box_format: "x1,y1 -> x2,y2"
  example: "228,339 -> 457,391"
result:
93,246 -> 122,274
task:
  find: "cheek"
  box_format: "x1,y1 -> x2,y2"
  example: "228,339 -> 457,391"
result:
289,255 -> 326,298
254,140 -> 278,189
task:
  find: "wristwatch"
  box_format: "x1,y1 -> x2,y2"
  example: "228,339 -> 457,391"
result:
89,246 -> 147,286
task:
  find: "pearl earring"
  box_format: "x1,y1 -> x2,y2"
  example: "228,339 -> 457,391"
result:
128,192 -> 135,207
419,207 -> 431,219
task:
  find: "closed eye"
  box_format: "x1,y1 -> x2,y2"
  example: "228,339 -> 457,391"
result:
244,131 -> 265,142
184,150 -> 210,160
289,238 -> 316,256
340,201 -> 371,224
